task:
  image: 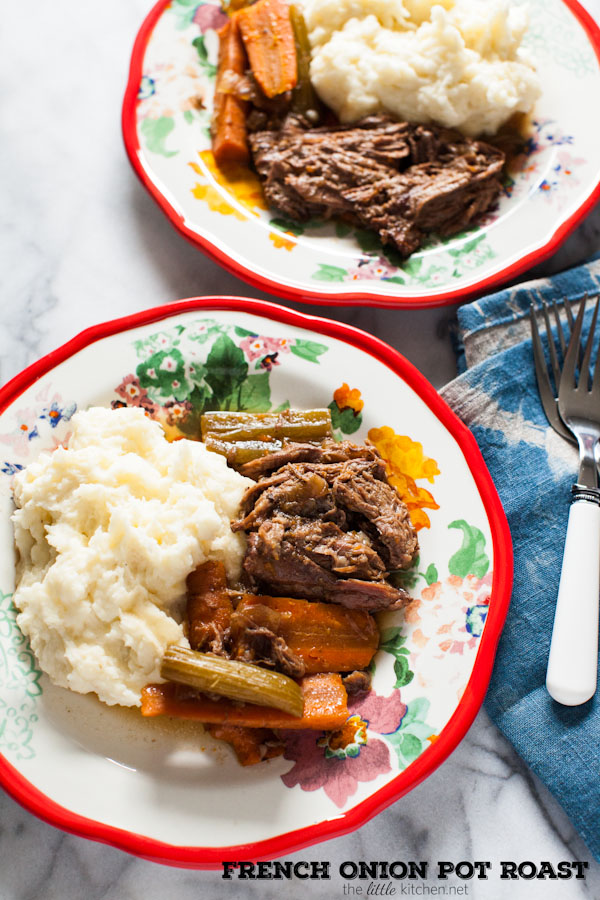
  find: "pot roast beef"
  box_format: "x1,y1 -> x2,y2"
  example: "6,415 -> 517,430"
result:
249,115 -> 505,257
234,440 -> 419,611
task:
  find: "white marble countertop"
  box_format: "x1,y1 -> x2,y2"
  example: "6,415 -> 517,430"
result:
1,2 -> 600,898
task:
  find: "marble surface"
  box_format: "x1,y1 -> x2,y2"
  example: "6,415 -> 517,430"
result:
1,1 -> 600,898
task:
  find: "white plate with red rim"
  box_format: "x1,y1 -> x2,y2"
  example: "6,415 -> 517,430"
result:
122,0 -> 600,309
0,298 -> 512,867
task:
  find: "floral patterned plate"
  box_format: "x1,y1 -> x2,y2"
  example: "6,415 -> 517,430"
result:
122,0 -> 600,308
0,298 -> 512,867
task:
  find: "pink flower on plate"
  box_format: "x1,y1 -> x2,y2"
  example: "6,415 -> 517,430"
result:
350,686 -> 407,733
239,335 -> 268,361
263,336 -> 292,355
115,374 -> 144,402
164,399 -> 193,427
346,257 -> 398,282
0,406 -> 41,455
113,375 -> 159,416
240,334 -> 293,362
193,5 -> 228,31
410,573 -> 492,660
280,688 -> 407,808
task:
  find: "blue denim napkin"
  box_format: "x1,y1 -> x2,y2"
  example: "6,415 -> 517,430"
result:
440,255 -> 600,862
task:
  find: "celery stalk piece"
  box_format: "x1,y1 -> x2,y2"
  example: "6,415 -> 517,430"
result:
200,409 -> 333,466
290,5 -> 320,119
161,645 -> 305,717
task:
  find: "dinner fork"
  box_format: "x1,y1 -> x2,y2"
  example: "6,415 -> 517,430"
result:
542,295 -> 600,706
530,299 -> 577,446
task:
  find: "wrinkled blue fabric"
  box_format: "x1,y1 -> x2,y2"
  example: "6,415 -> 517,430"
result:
440,257 -> 600,861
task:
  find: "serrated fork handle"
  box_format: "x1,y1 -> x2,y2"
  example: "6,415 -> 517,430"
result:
546,493 -> 600,706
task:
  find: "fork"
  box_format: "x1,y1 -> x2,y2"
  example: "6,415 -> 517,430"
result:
542,295 -> 600,706
530,299 -> 577,446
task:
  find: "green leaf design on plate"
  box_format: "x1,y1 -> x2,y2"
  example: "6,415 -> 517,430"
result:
448,232 -> 486,257
290,339 -> 328,364
312,264 -> 348,282
335,221 -> 352,238
234,326 -> 257,338
188,322 -> 223,345
0,590 -> 42,760
238,372 -> 271,412
448,519 -> 490,579
188,360 -> 207,388
378,627 -> 414,688
385,697 -> 436,770
204,334 -> 248,409
328,400 -> 362,435
188,382 -> 212,411
136,348 -> 191,401
140,117 -> 178,158
270,217 -> 305,236
424,562 -> 438,585
402,256 -> 423,277
354,228 -> 383,253
170,0 -> 203,30
192,35 -> 217,78
403,696 -> 429,724
389,555 -> 439,590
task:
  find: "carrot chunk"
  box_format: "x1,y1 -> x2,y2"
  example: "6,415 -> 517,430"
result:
212,18 -> 250,166
186,560 -> 233,653
140,672 -> 349,731
234,593 -> 379,674
237,0 -> 298,99
206,724 -> 284,765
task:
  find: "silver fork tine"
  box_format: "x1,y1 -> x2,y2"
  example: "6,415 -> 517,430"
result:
562,294 -> 586,389
529,304 -> 576,445
542,301 -> 562,390
551,299 -> 568,358
593,310 -> 600,396
565,296 -> 575,330
565,294 -> 586,370
579,296 -> 599,391
530,304 -> 557,407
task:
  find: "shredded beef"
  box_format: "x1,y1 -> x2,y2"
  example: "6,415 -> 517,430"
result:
248,115 -> 504,257
238,438 -> 379,480
243,518 -> 409,611
230,603 -> 306,679
342,670 -> 372,695
276,517 -> 387,580
235,438 -> 418,611
233,468 -> 333,531
332,461 -> 419,569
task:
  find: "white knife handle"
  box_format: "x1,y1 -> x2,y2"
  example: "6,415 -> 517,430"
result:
546,496 -> 600,706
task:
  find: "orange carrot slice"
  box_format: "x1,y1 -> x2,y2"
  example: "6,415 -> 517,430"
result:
212,17 -> 250,166
237,0 -> 298,99
140,672 -> 348,730
234,593 -> 379,674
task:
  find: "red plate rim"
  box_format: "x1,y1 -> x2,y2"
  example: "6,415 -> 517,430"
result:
0,296 -> 513,868
121,0 -> 600,310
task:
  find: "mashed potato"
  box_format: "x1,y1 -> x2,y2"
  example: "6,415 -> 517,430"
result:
301,0 -> 541,135
11,406 -> 252,707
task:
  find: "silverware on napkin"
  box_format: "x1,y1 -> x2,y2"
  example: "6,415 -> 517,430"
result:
530,295 -> 600,706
